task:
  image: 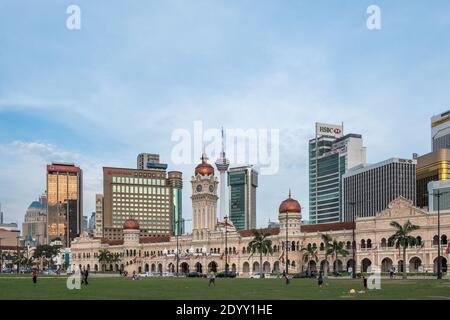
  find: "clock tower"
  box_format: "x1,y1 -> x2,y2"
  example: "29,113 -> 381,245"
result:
191,153 -> 218,234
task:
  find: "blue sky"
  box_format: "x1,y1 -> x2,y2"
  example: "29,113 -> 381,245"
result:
1,1 -> 450,230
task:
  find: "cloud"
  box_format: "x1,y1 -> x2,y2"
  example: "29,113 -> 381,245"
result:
0,141 -> 103,227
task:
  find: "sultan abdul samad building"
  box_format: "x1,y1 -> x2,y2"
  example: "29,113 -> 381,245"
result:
71,154 -> 450,275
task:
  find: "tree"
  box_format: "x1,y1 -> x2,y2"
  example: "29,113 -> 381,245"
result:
321,234 -> 332,275
301,243 -> 318,276
33,245 -> 61,270
388,220 -> 420,279
326,240 -> 349,274
247,229 -> 273,278
98,249 -> 112,272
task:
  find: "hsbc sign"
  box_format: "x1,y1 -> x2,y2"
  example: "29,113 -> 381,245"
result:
316,123 -> 343,138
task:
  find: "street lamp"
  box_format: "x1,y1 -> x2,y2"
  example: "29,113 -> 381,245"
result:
16,236 -> 21,274
0,237 -> 3,273
175,217 -> 191,276
428,191 -> 448,280
224,216 -> 228,274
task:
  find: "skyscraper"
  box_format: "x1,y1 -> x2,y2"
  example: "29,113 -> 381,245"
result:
309,123 -> 366,224
431,110 -> 450,151
343,158 -> 417,221
94,194 -> 103,238
416,148 -> 450,208
215,127 -> 230,221
46,163 -> 83,246
22,195 -> 47,245
102,154 -> 180,240
168,171 -> 183,235
227,166 -> 258,230
88,212 -> 96,230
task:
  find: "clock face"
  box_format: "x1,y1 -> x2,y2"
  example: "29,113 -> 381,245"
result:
196,184 -> 203,192
209,185 -> 214,193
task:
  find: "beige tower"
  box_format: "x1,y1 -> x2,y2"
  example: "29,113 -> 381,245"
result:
191,153 -> 218,236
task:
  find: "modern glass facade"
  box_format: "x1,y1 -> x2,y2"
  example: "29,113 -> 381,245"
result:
309,134 -> 365,224
168,171 -> 183,235
416,149 -> 450,208
46,163 -> 82,246
228,167 -> 258,231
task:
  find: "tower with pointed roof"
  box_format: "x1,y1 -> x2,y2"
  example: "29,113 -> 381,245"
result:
215,127 -> 230,221
191,153 -> 219,236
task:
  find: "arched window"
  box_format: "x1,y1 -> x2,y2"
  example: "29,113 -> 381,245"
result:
320,243 -> 325,251
367,239 -> 372,249
291,241 -> 296,251
433,235 -> 439,246
346,241 -> 351,250
442,235 -> 448,245
381,238 -> 387,248
361,239 -> 366,249
416,236 -> 422,246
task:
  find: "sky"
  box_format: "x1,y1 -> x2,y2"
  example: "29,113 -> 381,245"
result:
1,0 -> 450,231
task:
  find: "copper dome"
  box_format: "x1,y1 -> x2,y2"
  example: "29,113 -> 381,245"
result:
279,191 -> 301,213
123,218 -> 140,230
195,153 -> 214,176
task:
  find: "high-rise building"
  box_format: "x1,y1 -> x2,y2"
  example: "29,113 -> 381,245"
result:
137,153 -> 161,170
94,194 -> 103,238
82,215 -> 88,230
88,212 -> 96,230
22,194 -> 47,245
227,166 -> 258,230
168,171 -> 183,235
431,110 -> 450,151
416,149 -> 450,209
428,180 -> 450,211
215,127 -> 230,221
46,163 -> 83,246
309,123 -> 366,224
102,154 -> 178,239
343,158 -> 417,221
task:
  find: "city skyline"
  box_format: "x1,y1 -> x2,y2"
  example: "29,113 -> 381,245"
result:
2,1 -> 450,230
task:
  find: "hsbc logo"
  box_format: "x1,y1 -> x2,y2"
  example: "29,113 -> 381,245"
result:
319,127 -> 341,135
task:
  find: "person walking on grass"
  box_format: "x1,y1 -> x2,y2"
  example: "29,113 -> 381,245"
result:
32,268 -> 38,285
83,268 -> 89,285
317,271 -> 324,288
208,270 -> 216,287
362,275 -> 368,292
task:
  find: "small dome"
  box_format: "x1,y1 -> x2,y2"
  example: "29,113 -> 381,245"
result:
279,191 -> 301,213
195,153 -> 214,176
123,218 -> 140,230
28,201 -> 44,209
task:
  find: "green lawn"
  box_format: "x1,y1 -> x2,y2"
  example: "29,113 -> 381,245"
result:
0,276 -> 449,300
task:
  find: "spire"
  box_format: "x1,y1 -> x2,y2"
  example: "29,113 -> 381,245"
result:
289,189 -> 291,198
201,153 -> 208,164
221,126 -> 225,156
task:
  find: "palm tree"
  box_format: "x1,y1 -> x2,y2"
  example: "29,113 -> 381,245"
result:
301,243 -> 318,276
110,252 -> 121,270
247,229 -> 273,278
98,249 -> 112,272
321,234 -> 332,275
388,220 -> 420,279
326,240 -> 349,274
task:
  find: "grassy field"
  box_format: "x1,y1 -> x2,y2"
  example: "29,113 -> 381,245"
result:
0,276 -> 449,300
